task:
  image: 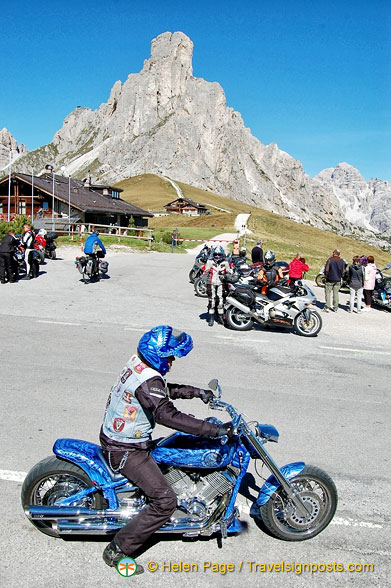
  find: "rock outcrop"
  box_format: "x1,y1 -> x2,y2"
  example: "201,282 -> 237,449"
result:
0,128 -> 28,170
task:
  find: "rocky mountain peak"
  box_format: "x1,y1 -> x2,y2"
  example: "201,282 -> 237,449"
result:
0,128 -> 28,170
142,31 -> 193,78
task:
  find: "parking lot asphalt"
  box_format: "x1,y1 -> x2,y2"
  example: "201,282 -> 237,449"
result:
0,246 -> 389,588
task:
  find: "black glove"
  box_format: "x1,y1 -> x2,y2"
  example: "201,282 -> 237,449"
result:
216,422 -> 234,438
200,389 -> 214,404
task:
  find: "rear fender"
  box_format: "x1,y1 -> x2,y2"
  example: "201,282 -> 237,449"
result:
256,461 -> 306,506
53,438 -> 127,508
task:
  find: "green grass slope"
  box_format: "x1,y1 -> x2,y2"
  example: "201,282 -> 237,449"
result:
116,174 -> 391,276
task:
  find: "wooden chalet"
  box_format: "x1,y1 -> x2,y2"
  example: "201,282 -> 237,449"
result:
0,173 -> 152,227
164,197 -> 208,216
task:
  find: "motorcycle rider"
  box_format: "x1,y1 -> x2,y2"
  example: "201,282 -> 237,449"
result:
255,250 -> 284,321
0,229 -> 19,283
100,325 -> 232,572
21,224 -> 36,280
83,229 -> 106,275
202,245 -> 233,326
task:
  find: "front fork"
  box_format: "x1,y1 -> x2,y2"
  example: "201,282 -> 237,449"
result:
246,431 -> 310,518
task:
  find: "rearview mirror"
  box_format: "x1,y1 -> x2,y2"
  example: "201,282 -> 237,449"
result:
208,379 -> 222,398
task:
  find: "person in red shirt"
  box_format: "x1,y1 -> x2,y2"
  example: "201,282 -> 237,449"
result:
288,253 -> 309,290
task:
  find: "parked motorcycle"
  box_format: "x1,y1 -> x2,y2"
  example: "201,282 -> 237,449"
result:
314,263 -> 349,291
19,246 -> 41,279
22,379 -> 337,542
372,264 -> 391,310
44,231 -> 58,260
225,278 -> 322,336
75,251 -> 109,283
189,245 -> 212,283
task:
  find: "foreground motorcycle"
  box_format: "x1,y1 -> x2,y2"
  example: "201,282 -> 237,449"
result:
225,278 -> 322,336
22,379 -> 337,542
75,251 -> 109,283
372,264 -> 391,310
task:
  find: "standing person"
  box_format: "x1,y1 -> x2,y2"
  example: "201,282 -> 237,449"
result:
288,253 -> 309,290
0,230 -> 19,283
202,245 -> 233,326
100,325 -> 231,572
322,249 -> 346,313
347,256 -> 364,313
171,227 -> 179,248
362,256 -> 377,312
251,239 -> 264,264
21,224 -> 36,280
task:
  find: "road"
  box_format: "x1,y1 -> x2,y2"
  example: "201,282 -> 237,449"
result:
0,246 -> 390,588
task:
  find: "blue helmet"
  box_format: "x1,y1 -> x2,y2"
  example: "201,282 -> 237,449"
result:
212,245 -> 225,260
137,326 -> 193,375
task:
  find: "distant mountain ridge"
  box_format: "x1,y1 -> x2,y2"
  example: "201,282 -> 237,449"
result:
2,31 -> 390,245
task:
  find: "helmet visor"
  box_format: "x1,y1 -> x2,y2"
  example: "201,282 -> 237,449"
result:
159,329 -> 193,358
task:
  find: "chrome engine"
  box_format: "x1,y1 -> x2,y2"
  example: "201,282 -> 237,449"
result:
161,465 -> 239,522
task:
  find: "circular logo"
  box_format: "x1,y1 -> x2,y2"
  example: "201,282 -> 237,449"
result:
116,557 -> 138,577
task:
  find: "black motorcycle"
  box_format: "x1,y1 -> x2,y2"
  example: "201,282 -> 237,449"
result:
44,231 -> 58,260
372,264 -> 391,310
75,251 -> 109,283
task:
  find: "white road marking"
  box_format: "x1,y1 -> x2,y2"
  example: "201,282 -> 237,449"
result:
237,502 -> 384,528
124,327 -> 150,332
215,335 -> 269,343
319,345 -> 391,355
0,469 -> 27,482
36,320 -> 81,326
1,469 -> 385,530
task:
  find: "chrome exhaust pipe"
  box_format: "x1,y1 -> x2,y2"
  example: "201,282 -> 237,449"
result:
26,493 -> 232,536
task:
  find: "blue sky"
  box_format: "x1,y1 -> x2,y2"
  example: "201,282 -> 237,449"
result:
1,0 -> 390,180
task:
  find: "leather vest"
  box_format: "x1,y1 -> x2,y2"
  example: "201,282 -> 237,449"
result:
102,354 -> 163,443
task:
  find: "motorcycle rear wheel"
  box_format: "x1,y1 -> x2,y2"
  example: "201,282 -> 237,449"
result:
259,465 -> 337,541
51,249 -> 57,260
293,310 -> 322,337
21,456 -> 104,537
315,274 -> 326,288
226,306 -> 254,331
194,276 -> 208,297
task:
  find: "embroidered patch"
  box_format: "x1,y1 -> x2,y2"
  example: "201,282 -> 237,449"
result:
120,367 -> 132,383
113,418 -> 125,433
112,382 -> 122,396
124,405 -> 137,421
134,430 -> 143,439
134,361 -> 147,374
105,393 -> 112,410
122,391 -> 133,404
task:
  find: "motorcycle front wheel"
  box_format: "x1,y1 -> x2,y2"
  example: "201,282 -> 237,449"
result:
194,276 -> 208,297
21,456 -> 104,537
226,306 -> 254,331
259,465 -> 337,541
294,310 -> 322,337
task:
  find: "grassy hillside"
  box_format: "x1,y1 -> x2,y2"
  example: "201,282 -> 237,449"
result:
116,174 -> 391,276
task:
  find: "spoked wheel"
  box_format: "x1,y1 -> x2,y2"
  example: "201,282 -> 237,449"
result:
294,310 -> 322,337
315,274 -> 326,288
226,306 -> 254,331
194,276 -> 208,297
21,456 -> 103,537
259,465 -> 337,541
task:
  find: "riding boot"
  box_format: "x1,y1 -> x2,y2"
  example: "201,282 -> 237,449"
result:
103,539 -> 144,574
208,313 -> 214,327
